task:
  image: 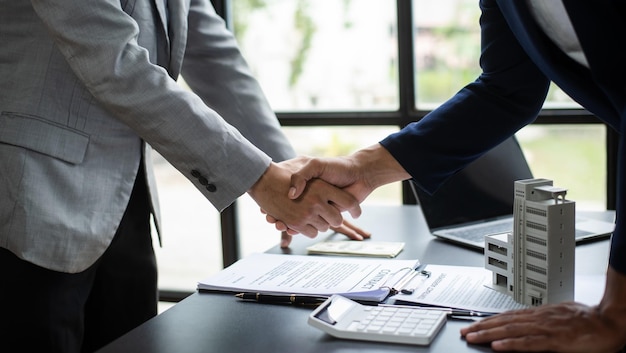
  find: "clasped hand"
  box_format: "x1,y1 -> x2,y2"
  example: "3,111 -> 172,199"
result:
255,154 -> 377,246
248,159 -> 368,244
263,145 -> 409,241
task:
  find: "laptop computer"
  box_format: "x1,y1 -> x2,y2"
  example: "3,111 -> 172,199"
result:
411,136 -> 615,250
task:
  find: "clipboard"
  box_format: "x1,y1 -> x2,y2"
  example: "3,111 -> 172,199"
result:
388,264 -> 528,313
381,266 -> 432,296
341,266 -> 430,303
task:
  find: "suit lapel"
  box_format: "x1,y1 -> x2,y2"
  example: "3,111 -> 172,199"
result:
148,0 -> 170,71
153,0 -> 169,36
165,0 -> 189,77
150,0 -> 188,78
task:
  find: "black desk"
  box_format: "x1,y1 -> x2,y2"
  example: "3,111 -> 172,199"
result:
97,205 -> 611,353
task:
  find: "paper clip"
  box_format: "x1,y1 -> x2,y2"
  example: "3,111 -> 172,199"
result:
399,270 -> 431,294
383,268 -> 431,295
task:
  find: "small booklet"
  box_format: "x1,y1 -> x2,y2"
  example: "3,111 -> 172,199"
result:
307,240 -> 405,258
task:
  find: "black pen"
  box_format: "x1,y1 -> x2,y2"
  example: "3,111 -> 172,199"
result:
446,309 -> 496,318
235,292 -> 327,305
378,303 -> 496,318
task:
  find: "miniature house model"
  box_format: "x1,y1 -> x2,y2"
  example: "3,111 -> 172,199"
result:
484,178 -> 575,306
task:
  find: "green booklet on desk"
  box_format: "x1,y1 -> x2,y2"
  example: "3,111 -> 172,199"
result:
197,253 -> 420,303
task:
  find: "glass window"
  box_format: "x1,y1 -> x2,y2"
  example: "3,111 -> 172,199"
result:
517,124 -> 606,210
232,0 -> 398,111
413,0 -> 581,109
151,152 -> 222,292
414,0 -> 481,109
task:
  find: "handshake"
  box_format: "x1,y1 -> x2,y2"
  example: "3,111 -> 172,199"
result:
246,144 -> 411,247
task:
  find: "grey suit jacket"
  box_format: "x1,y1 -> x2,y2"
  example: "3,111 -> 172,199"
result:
0,0 -> 295,273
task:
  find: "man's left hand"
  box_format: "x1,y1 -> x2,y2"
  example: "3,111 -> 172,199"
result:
461,301 -> 625,352
280,219 -> 371,248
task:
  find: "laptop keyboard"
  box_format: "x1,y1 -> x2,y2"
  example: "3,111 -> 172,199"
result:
446,221 -> 512,243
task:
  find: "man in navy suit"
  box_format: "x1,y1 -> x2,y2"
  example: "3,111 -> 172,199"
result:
280,1 -> 626,352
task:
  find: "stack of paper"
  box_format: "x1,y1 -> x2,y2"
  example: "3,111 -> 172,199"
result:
197,253 -> 420,303
197,254 -> 531,313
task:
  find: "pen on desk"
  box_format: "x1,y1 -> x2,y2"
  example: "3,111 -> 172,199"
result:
446,309 -> 496,318
235,292 -> 327,305
378,303 -> 496,318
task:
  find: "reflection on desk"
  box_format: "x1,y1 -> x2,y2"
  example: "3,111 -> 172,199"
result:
96,205 -> 610,353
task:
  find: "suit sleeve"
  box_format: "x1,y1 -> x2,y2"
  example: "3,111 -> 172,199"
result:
181,0 -> 296,162
29,0 -> 272,211
380,0 -> 549,194
609,128 -> 626,274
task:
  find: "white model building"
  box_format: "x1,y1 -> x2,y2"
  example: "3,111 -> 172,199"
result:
485,178 -> 575,306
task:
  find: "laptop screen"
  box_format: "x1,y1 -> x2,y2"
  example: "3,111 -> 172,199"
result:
412,137 -> 534,230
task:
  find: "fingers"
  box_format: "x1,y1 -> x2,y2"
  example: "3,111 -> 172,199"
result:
459,303 -> 622,353
465,325 -> 554,352
265,181 -> 364,239
280,231 -> 292,248
330,219 -> 371,240
302,179 -> 361,228
249,163 -> 337,237
278,219 -> 370,248
277,216 -> 370,248
461,314 -> 553,352
253,162 -> 363,237
288,159 -> 326,200
317,183 -> 362,220
461,310 -> 535,341
278,156 -> 310,173
263,199 -> 334,238
329,224 -> 363,240
289,174 -> 309,200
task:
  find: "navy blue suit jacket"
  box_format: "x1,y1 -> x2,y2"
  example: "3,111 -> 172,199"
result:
380,0 -> 626,271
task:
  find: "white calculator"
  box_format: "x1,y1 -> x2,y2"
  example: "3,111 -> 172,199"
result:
308,295 -> 447,345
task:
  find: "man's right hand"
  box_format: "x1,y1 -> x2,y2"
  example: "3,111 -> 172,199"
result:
247,162 -> 361,238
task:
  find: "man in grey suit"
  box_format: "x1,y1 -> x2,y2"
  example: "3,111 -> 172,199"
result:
0,0 -> 364,352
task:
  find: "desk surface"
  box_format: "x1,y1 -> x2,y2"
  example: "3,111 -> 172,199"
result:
97,205 -> 611,353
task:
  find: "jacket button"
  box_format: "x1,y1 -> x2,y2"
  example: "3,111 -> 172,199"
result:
198,177 -> 208,185
206,184 -> 217,192
191,170 -> 201,178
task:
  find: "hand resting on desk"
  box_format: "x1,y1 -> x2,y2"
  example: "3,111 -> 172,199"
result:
279,219 -> 371,248
461,266 -> 626,353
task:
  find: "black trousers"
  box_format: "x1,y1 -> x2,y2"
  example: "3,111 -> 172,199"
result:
0,167 -> 157,353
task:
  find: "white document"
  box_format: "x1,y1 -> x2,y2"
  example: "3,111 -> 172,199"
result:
197,253 -> 420,302
391,264 -> 528,313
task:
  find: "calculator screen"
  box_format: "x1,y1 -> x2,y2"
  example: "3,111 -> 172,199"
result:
313,296 -> 354,325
